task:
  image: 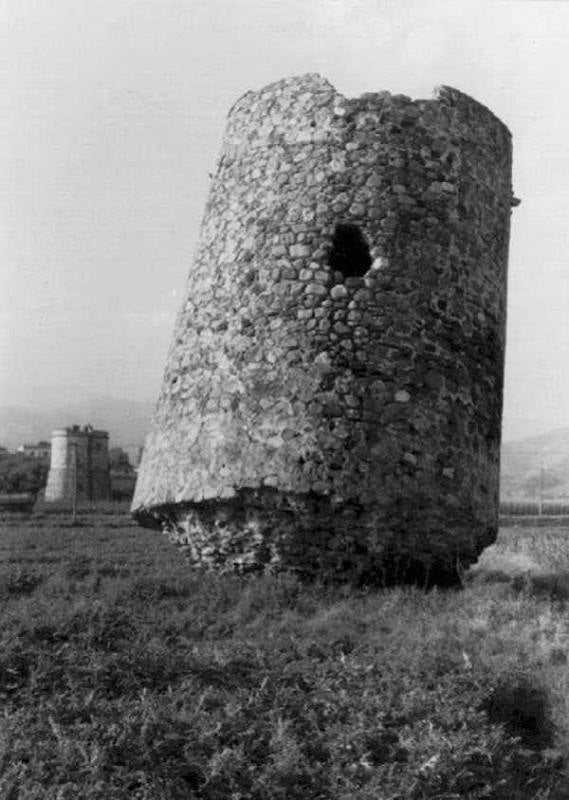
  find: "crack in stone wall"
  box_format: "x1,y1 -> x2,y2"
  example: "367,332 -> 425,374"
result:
132,73 -> 516,584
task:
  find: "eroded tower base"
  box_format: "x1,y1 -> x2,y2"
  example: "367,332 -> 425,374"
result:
133,488 -> 496,586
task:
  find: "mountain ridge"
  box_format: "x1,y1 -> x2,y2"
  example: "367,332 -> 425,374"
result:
501,427 -> 569,499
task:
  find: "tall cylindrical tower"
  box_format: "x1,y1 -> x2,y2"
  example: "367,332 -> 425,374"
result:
132,75 -> 517,583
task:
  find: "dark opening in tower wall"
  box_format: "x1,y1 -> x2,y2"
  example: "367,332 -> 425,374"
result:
329,223 -> 372,279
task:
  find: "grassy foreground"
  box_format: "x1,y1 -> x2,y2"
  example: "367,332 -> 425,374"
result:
1,509 -> 569,798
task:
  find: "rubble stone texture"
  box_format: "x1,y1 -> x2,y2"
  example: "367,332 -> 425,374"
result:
132,74 -> 517,584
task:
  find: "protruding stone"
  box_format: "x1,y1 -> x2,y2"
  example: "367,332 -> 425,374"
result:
330,284 -> 348,300
290,244 -> 311,258
305,283 -> 327,296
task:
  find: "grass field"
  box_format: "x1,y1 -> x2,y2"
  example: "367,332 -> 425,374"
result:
2,508 -> 569,798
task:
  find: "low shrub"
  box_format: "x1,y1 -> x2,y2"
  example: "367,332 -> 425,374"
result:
0,568 -> 45,597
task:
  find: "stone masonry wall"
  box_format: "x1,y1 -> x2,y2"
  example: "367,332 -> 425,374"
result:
132,74 -> 516,584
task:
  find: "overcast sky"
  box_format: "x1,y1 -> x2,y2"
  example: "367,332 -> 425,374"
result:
1,0 -> 568,441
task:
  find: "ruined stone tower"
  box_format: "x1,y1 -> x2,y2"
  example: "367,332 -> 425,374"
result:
132,74 -> 516,584
45,425 -> 111,503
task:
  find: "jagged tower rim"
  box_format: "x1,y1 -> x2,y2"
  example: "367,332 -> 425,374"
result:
229,73 -> 512,138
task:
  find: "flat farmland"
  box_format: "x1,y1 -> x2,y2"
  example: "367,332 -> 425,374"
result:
2,508 -> 569,799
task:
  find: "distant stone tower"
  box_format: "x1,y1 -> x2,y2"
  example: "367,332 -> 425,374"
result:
132,74 -> 517,584
45,425 -> 111,503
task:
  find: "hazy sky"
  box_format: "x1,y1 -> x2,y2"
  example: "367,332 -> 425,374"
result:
1,0 -> 568,441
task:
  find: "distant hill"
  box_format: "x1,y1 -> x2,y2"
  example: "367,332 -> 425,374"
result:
501,427 -> 569,500
0,397 -> 155,452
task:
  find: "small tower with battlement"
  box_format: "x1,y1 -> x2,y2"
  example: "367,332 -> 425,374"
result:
45,425 -> 111,503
